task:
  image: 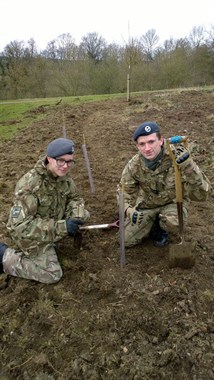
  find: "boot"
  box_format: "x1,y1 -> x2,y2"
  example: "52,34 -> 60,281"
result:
0,243 -> 8,274
150,217 -> 169,247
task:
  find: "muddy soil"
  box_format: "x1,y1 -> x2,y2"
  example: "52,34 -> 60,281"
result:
0,90 -> 213,380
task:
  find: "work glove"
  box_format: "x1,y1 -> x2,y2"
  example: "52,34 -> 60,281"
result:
175,145 -> 191,165
174,145 -> 195,172
126,206 -> 144,226
66,218 -> 84,236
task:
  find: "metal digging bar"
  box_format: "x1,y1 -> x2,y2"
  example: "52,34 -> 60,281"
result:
79,220 -> 119,230
74,220 -> 119,250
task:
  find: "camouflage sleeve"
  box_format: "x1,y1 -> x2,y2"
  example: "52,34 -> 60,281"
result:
118,158 -> 140,211
182,161 -> 212,201
64,180 -> 90,223
7,191 -> 67,244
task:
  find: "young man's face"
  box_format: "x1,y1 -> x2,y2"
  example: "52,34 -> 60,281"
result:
47,154 -> 74,177
136,133 -> 164,160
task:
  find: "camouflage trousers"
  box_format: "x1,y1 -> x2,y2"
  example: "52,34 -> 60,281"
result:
125,203 -> 188,247
3,243 -> 63,284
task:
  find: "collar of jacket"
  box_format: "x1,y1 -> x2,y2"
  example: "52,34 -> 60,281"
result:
139,142 -> 172,173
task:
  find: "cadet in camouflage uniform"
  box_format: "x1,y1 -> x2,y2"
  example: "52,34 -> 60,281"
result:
118,122 -> 211,247
0,138 -> 90,284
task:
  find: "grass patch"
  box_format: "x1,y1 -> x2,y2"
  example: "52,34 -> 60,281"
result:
0,85 -> 213,140
0,95 -> 126,140
203,290 -> 214,302
0,99 -> 58,140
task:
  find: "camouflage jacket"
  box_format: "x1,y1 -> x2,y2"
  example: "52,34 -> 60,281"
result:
118,143 -> 211,211
7,156 -> 89,246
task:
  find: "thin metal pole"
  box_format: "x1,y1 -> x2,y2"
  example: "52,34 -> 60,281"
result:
118,178 -> 126,267
127,64 -> 131,102
82,134 -> 95,193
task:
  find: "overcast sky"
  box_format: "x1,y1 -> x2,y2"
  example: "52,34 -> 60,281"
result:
0,0 -> 213,51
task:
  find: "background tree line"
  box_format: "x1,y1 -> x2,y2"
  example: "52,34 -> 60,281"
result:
0,24 -> 214,100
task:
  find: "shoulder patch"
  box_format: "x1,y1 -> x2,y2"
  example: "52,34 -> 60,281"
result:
12,206 -> 21,218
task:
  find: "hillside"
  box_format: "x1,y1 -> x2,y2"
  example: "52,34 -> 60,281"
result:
0,90 -> 213,379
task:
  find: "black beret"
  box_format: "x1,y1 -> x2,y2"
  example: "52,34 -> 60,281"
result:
46,138 -> 75,158
133,122 -> 161,141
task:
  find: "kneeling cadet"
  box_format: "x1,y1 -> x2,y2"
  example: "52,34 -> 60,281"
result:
0,138 -> 90,284
118,122 -> 212,247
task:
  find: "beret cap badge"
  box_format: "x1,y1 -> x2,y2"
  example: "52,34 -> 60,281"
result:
145,126 -> 152,132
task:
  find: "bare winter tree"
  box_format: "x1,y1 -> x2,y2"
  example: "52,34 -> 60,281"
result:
140,29 -> 159,60
3,40 -> 26,60
55,33 -> 78,61
80,32 -> 107,63
42,40 -> 58,59
25,38 -> 38,58
188,26 -> 206,48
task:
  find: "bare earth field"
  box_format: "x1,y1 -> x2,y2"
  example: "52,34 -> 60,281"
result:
0,90 -> 213,380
